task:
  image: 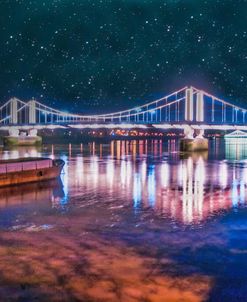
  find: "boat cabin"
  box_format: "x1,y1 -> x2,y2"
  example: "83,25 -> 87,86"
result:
0,158 -> 53,174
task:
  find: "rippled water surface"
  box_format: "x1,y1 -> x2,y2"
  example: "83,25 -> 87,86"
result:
1,138 -> 247,302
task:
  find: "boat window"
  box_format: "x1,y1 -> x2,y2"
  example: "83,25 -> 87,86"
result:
6,163 -> 23,173
22,162 -> 37,171
0,164 -> 6,173
36,160 -> 52,169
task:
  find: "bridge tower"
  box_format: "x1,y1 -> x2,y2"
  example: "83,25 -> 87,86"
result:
185,87 -> 194,121
28,100 -> 36,124
196,91 -> 204,122
10,98 -> 18,124
185,87 -> 204,122
181,88 -> 208,151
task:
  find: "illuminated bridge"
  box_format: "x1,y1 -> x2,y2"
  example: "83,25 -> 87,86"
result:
0,86 -> 247,136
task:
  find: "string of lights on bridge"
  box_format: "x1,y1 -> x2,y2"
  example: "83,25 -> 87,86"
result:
0,86 -> 246,128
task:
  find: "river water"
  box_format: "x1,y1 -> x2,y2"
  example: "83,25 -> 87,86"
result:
0,138 -> 247,302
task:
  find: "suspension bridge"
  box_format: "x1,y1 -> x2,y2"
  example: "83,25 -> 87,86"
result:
0,86 -> 247,137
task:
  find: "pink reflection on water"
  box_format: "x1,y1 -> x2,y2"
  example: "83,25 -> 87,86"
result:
46,141 -> 247,224
1,140 -> 247,225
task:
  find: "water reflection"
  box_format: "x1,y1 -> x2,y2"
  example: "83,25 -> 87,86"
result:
2,140 -> 247,301
1,146 -> 42,160
61,145 -> 247,224
0,179 -> 65,225
1,140 -> 247,225
225,137 -> 247,160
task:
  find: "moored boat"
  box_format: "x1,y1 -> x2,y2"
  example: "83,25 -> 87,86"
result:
0,157 -> 64,187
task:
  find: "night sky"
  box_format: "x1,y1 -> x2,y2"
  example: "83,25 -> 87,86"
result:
0,0 -> 246,113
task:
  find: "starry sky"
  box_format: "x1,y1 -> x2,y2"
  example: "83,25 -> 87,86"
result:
0,0 -> 247,113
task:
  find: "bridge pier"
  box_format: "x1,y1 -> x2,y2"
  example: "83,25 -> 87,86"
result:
180,126 -> 208,152
3,127 -> 42,146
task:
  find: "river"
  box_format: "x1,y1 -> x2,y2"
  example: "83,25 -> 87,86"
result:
0,138 -> 247,302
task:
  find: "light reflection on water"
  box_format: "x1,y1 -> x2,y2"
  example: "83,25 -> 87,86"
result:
65,141 -> 247,226
1,139 -> 247,225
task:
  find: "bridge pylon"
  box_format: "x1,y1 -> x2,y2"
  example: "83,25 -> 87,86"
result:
185,87 -> 204,122
28,100 -> 36,124
10,98 -> 18,124
196,91 -> 204,122
185,87 -> 194,121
